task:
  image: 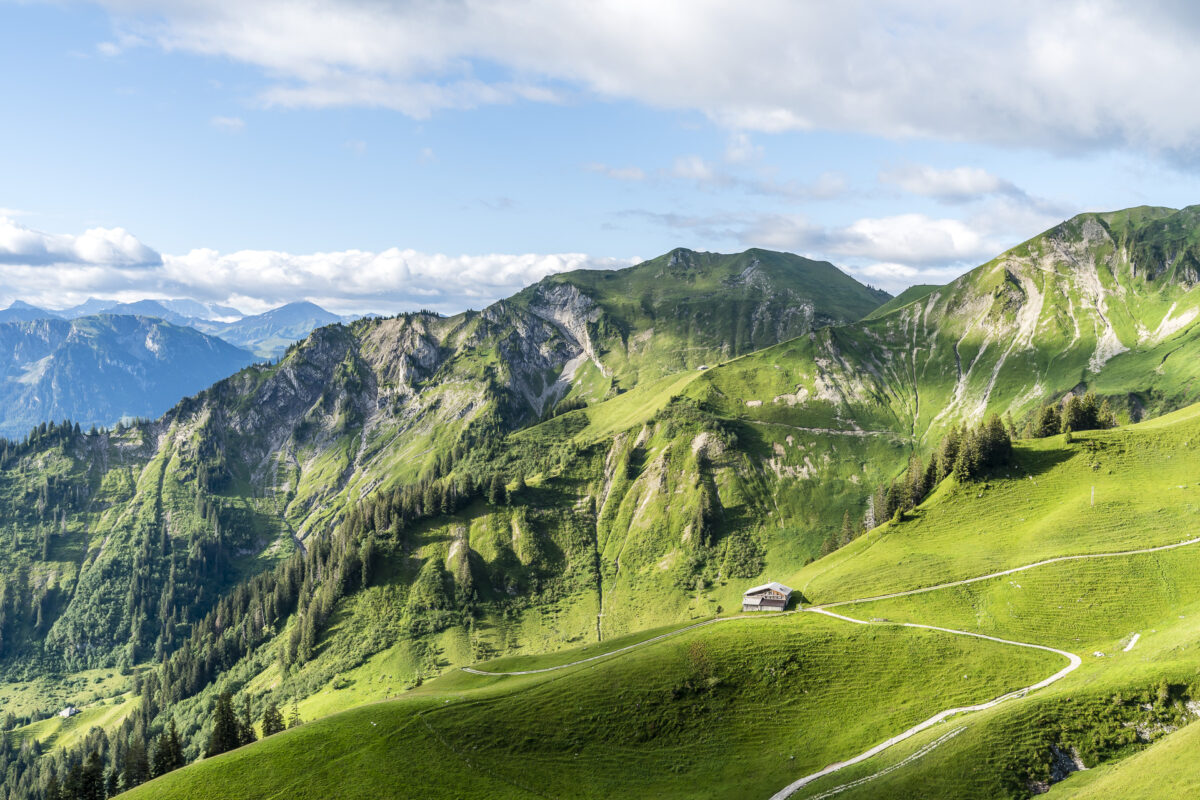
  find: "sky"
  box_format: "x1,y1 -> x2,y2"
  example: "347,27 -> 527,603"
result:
1,0 -> 1199,315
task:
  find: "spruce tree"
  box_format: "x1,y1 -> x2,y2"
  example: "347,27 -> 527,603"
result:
206,692 -> 241,757
44,773 -> 62,800
838,510 -> 853,548
1035,404 -> 1061,438
261,701 -> 285,737
288,700 -> 302,729
151,720 -> 185,777
123,737 -> 150,789
238,694 -> 257,747
80,750 -> 104,800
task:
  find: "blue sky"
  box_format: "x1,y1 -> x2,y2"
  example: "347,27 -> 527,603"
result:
2,1 -> 1199,314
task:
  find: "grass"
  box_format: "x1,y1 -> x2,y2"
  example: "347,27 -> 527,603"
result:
123,611 -> 1057,800
796,406 -> 1200,603
1045,720 -> 1200,799
12,692 -> 139,751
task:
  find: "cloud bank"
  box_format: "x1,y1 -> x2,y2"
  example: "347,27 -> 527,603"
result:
94,0 -> 1200,156
0,217 -> 633,315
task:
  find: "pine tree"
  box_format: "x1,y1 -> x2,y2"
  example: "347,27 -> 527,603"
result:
123,737 -> 150,789
44,773 -> 63,800
261,701 -> 285,737
487,475 -> 506,506
238,693 -> 257,747
151,720 -> 186,777
1035,403 -> 1061,438
838,510 -> 853,548
80,750 -> 105,800
287,700 -> 302,729
206,692 -> 241,757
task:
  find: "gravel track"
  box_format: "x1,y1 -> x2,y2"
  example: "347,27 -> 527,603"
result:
457,536 -> 1200,799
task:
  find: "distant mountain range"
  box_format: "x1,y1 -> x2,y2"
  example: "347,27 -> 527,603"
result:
0,315 -> 259,439
0,298 -> 351,357
209,301 -> 344,358
13,211 -> 1200,799
0,298 -> 353,437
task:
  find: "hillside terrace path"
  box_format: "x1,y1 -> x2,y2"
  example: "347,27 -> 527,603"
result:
459,535 -> 1200,798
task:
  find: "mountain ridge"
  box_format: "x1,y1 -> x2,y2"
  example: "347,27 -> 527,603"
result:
8,217 -> 1200,799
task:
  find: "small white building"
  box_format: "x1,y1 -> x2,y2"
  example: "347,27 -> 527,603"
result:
58,706 -> 79,719
742,581 -> 792,612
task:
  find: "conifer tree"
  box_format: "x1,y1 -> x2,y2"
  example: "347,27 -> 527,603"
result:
151,720 -> 185,777
839,510 -> 853,547
261,701 -> 285,737
206,693 -> 241,758
287,700 -> 302,729
238,694 -> 257,747
80,751 -> 104,800
123,737 -> 150,789
1035,403 -> 1061,438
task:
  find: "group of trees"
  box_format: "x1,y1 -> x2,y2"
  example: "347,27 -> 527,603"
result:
1030,391 -> 1117,438
870,413 -> 1013,529
863,391 -> 1117,541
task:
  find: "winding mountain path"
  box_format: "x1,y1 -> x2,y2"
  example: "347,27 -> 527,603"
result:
768,609 -> 1081,799
818,535 -> 1200,609
459,535 -> 1200,798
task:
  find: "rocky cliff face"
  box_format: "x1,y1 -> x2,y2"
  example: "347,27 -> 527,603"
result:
11,248 -> 887,667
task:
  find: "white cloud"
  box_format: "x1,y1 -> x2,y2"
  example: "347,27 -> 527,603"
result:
86,1 -> 1200,156
0,217 -> 161,267
210,115 -> 245,131
724,212 -> 997,266
724,133 -> 763,164
879,164 -> 1020,202
0,218 -> 633,315
846,262 -> 968,293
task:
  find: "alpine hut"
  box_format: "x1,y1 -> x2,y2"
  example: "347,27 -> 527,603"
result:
742,581 -> 792,612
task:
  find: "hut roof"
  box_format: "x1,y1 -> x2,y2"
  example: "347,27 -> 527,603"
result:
743,581 -> 792,597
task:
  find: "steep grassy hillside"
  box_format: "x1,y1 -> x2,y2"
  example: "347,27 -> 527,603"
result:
1046,720 -> 1200,799
17,209 -> 1200,799
862,284 -> 940,320
121,612 -> 1058,800
124,400 -> 1200,800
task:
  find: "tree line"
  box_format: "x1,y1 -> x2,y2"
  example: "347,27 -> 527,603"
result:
870,413 -> 1013,530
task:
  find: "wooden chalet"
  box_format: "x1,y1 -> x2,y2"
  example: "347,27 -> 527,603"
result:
742,581 -> 792,612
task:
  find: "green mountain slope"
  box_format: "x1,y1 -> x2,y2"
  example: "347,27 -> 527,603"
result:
17,209 -> 1200,799
0,248 -> 886,675
123,400 -> 1200,800
862,283 -> 940,320
121,612 -> 1058,800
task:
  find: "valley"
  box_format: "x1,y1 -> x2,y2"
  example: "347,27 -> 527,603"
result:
6,207 -> 1200,798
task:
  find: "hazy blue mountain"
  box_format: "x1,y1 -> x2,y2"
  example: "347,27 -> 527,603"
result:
0,315 -> 258,438
156,298 -> 244,321
0,301 -> 59,323
59,297 -> 244,324
214,300 -> 344,357
59,297 -> 120,318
